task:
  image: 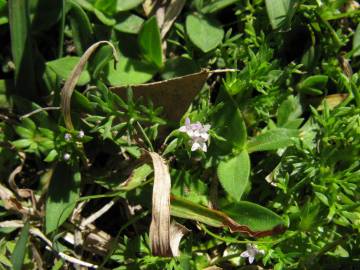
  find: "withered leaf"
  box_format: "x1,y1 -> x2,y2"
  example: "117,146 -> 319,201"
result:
61,41 -> 118,130
110,70 -> 210,122
148,152 -> 172,256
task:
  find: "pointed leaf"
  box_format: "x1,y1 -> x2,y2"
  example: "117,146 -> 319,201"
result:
45,163 -> 81,233
265,0 -> 297,30
171,195 -> 286,237
138,16 -> 163,69
186,14 -> 224,53
212,89 -> 247,152
11,221 -> 29,270
353,23 -> 360,57
246,128 -> 298,153
217,150 -> 250,201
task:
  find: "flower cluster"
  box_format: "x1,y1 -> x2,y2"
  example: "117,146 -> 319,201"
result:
179,118 -> 211,152
240,244 -> 265,264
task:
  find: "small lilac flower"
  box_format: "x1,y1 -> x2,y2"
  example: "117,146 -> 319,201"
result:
64,133 -> 72,141
179,117 -> 211,152
240,244 -> 265,264
63,153 -> 71,161
78,130 -> 85,139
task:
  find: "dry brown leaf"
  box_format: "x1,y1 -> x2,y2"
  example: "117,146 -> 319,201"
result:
148,152 -> 172,256
0,183 -> 33,215
169,221 -> 190,256
111,70 -> 210,122
317,93 -> 349,110
60,41 -> 118,130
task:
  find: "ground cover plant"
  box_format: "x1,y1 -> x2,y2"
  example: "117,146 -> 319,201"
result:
0,0 -> 360,269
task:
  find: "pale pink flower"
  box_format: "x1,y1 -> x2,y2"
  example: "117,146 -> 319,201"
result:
179,117 -> 211,152
240,244 -> 265,264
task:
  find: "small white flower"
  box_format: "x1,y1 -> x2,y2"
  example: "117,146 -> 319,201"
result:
63,153 -> 71,161
240,244 -> 265,264
78,130 -> 85,138
179,117 -> 211,152
64,133 -> 72,141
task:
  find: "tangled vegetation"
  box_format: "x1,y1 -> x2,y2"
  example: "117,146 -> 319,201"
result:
0,0 -> 360,269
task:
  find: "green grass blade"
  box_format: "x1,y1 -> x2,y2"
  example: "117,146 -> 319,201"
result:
8,0 -> 36,100
11,221 -> 30,270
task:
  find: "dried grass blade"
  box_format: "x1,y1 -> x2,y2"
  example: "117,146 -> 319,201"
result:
60,41 -> 118,130
148,152 -> 172,257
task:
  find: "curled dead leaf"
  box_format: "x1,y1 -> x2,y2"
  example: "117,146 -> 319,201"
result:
169,221 -> 190,256
148,151 -> 172,256
60,41 -> 118,130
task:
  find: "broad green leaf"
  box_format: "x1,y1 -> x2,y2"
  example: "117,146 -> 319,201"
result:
223,201 -> 285,234
45,163 -> 81,233
217,150 -> 250,201
138,16 -> 163,69
107,58 -> 156,86
201,0 -> 239,13
116,0 -> 143,12
246,128 -> 298,153
9,0 -> 36,99
277,95 -> 302,127
212,89 -> 247,153
265,0 -> 297,30
11,221 -> 29,270
352,23 -> 360,57
114,13 -> 144,34
69,1 -> 94,55
186,14 -> 224,53
297,75 -> 328,96
171,195 -> 286,237
94,0 -> 116,15
46,57 -> 90,86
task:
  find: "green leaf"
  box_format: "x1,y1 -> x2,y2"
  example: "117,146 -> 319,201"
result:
45,163 -> 81,233
171,196 -> 286,237
94,0 -> 116,15
46,57 -> 90,86
116,0 -> 143,12
353,23 -> 360,57
185,13 -> 224,53
69,1 -> 94,55
212,89 -> 247,153
44,149 -> 58,162
297,75 -> 328,96
138,16 -> 163,69
247,128 -> 298,153
12,139 -> 32,149
11,221 -> 29,270
217,150 -> 250,201
107,58 -> 156,86
114,13 -> 144,34
265,0 -> 297,30
223,201 -> 285,233
277,95 -> 302,127
201,0 -> 239,13
9,0 -> 36,99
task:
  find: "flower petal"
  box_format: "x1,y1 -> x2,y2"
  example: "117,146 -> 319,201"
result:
179,126 -> 187,132
191,142 -> 201,151
248,255 -> 255,264
240,251 -> 249,258
185,117 -> 191,126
